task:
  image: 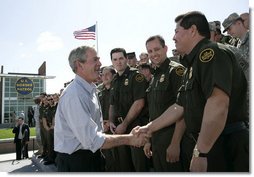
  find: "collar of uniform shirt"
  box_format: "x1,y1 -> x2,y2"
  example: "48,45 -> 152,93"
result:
156,58 -> 170,72
116,66 -> 131,78
183,38 -> 208,67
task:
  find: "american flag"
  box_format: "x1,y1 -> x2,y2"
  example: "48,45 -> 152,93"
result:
73,24 -> 96,40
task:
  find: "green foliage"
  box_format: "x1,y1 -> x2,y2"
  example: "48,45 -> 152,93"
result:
0,127 -> 36,139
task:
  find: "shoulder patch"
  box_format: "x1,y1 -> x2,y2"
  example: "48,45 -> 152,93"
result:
175,66 -> 185,76
199,48 -> 214,63
135,74 -> 144,82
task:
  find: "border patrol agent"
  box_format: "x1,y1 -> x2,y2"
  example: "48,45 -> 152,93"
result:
145,35 -> 185,172
109,48 -> 150,172
98,66 -> 117,171
38,94 -> 48,158
177,11 -> 249,172
42,96 -> 57,165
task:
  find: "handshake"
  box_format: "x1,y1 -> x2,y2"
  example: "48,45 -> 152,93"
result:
128,123 -> 152,148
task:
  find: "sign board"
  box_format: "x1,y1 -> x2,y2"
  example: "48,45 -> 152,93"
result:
16,77 -> 34,95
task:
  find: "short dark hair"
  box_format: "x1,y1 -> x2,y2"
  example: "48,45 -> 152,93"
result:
145,35 -> 166,47
18,117 -> 24,120
110,48 -> 127,60
175,11 -> 210,39
139,63 -> 152,71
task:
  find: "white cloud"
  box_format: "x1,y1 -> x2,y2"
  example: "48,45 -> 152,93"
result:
36,31 -> 63,52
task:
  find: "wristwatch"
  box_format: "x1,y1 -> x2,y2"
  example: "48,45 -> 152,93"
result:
193,148 -> 208,158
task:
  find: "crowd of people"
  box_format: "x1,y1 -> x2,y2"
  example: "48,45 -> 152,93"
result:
14,10 -> 249,172
31,93 -> 60,165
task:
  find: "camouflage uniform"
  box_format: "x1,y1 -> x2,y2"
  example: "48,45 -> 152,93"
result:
237,31 -> 249,82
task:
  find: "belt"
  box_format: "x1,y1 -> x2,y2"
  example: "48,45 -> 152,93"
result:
184,121 -> 248,142
222,121 -> 248,135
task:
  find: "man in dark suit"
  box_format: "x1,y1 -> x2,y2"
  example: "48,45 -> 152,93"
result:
12,117 -> 30,160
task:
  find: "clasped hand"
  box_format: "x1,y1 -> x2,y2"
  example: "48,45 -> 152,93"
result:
129,125 -> 152,147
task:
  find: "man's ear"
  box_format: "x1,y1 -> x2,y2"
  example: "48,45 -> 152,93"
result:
190,25 -> 198,37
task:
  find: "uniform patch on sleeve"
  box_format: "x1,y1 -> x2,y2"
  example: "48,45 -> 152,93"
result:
135,74 -> 144,82
175,66 -> 185,76
199,48 -> 214,62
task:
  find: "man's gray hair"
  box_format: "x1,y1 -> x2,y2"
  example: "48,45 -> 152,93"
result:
68,46 -> 94,73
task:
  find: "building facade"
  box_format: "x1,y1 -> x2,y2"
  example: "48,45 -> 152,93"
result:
0,62 -> 55,125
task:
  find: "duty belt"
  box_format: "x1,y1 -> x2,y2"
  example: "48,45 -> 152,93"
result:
184,121 -> 248,141
222,121 -> 248,135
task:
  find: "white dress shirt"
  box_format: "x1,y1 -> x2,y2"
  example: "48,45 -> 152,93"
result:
18,124 -> 23,139
54,75 -> 105,154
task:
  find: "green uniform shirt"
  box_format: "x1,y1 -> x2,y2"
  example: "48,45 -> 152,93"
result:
39,105 -> 46,120
110,66 -> 148,130
98,86 -> 111,120
177,38 -> 248,134
147,58 -> 184,120
147,58 -> 184,145
43,105 -> 56,124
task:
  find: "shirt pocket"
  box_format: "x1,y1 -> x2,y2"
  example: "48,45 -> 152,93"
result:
120,85 -> 133,107
152,80 -> 172,106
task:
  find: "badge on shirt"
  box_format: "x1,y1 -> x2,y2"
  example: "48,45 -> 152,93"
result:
124,79 -> 129,86
189,67 -> 193,79
175,66 -> 185,76
160,74 -> 165,82
135,74 -> 144,82
199,48 -> 214,63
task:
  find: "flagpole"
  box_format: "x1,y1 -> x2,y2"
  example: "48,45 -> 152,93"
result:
96,21 -> 99,54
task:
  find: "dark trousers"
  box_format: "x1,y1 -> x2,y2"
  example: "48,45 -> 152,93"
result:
101,131 -> 117,172
15,139 -> 28,160
15,139 -> 22,160
101,148 -> 117,172
22,142 -> 29,158
181,128 -> 249,172
152,143 -> 183,172
151,126 -> 184,172
45,129 -> 56,162
224,129 -> 249,171
112,145 -> 135,172
56,149 -> 103,172
130,146 -> 150,172
39,121 -> 48,156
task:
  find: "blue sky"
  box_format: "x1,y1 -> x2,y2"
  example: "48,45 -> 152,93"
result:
0,0 -> 250,93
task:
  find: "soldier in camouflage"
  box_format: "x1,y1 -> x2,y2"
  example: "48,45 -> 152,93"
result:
223,13 -> 249,120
